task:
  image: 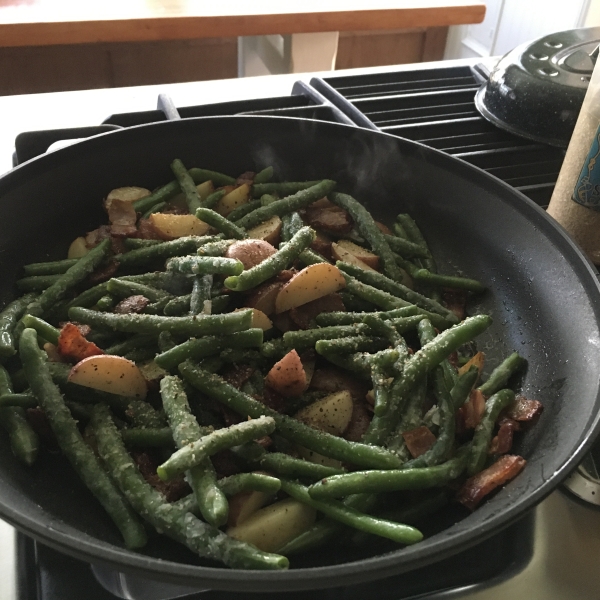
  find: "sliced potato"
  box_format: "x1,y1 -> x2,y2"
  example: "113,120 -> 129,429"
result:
275,263 -> 346,314
247,215 -> 283,246
336,239 -> 380,270
68,236 -> 89,259
331,242 -> 377,272
265,349 -> 307,397
105,186 -> 150,211
227,498 -> 316,553
225,239 -> 277,270
245,281 -> 283,316
375,221 -> 393,235
196,180 -> 214,202
215,183 -> 250,217
294,390 -> 353,436
234,307 -> 272,331
227,490 -> 273,528
68,354 -> 147,399
149,213 -> 209,239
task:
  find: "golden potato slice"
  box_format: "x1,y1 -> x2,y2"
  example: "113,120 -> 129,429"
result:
227,498 -> 316,553
196,180 -> 214,202
275,263 -> 346,314
215,183 -> 250,217
234,308 -> 273,331
265,349 -> 307,397
331,243 -> 377,272
105,186 -> 151,211
149,213 -> 209,239
225,239 -> 277,269
68,236 -> 89,259
68,355 -> 147,399
227,490 -> 273,528
294,390 -> 353,436
245,281 -> 283,316
335,240 -> 380,270
247,216 -> 283,247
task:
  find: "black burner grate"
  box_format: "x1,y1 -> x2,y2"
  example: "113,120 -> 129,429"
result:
311,66 -> 565,208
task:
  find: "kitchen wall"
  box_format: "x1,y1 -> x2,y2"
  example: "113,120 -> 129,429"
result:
445,0 -> 600,59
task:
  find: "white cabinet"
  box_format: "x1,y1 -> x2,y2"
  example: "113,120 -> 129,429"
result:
445,0 -> 597,59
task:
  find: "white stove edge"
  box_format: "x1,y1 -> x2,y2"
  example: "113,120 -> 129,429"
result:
0,57 -> 598,600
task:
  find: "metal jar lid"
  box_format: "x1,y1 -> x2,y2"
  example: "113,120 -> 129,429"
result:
475,27 -> 600,148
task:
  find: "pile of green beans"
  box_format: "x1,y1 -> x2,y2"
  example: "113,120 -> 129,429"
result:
0,160 -> 535,572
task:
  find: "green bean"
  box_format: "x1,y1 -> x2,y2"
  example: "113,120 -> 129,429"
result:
315,350 -> 373,378
157,331 -> 177,352
478,352 -> 527,397
195,207 -> 247,239
157,416 -> 276,481
260,193 -> 277,206
19,329 -> 147,549
253,166 -> 274,185
387,379 -> 427,455
371,353 -> 393,416
16,274 -> 61,292
95,295 -> 116,311
91,403 -> 288,570
224,226 -> 315,292
396,213 -> 438,273
226,199 -> 262,222
235,181 -> 336,230
251,181 -> 321,199
417,319 -> 457,391
166,255 -> 243,277
308,445 -> 470,499
196,239 -> 235,256
125,400 -> 166,429
121,427 -> 174,447
363,315 -> 492,445
363,315 -> 402,347
27,238 -> 112,317
23,258 -> 79,276
412,269 -> 486,293
104,334 -> 155,356
140,201 -> 167,220
115,236 -> 214,269
190,274 -> 212,316
280,212 -> 304,244
337,261 -> 457,322
188,168 -> 236,188
337,290 -> 377,312
0,393 -> 37,409
160,376 -> 228,527
163,294 -> 192,316
298,248 -> 329,266
315,306 -> 419,326
315,336 -> 389,355
329,192 -> 405,283
200,189 -> 226,210
171,158 -> 203,214
282,324 -> 370,349
123,238 -> 162,250
392,220 -> 409,239
155,328 -> 263,371
382,234 -> 429,259
68,306 -> 252,337
467,389 -> 515,475
106,279 -> 172,303
256,452 -> 346,480
66,282 -> 109,309
179,363 -> 403,469
450,365 -> 479,411
0,293 -> 37,359
218,472 -> 281,496
281,479 -> 422,544
277,493 -> 376,555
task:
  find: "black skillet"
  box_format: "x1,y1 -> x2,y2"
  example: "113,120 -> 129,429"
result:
0,116 -> 599,592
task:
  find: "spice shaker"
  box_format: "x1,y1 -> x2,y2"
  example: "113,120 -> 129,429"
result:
547,47 -> 600,264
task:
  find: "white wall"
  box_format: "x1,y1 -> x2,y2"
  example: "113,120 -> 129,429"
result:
445,0 -> 597,59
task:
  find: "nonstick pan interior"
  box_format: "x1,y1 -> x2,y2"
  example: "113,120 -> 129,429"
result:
0,116 -> 599,592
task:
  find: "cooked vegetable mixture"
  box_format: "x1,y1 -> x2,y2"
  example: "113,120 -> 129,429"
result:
0,160 -> 543,569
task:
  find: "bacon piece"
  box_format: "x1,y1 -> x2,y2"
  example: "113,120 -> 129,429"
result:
344,400 -> 372,442
462,389 -> 486,430
505,395 -> 544,422
374,221 -> 393,235
114,295 -> 150,315
402,426 -> 437,458
310,232 -> 333,260
57,322 -> 104,362
275,269 -> 297,282
136,218 -> 163,240
88,260 -> 119,284
305,206 -> 353,234
236,171 -> 255,186
289,293 -> 345,330
132,451 -> 190,502
308,197 -> 335,209
261,387 -> 287,413
59,322 -> 91,337
108,199 -> 137,237
443,290 -> 468,322
85,225 -> 112,248
489,417 -> 520,455
271,311 -> 298,333
457,455 -> 526,511
222,365 -> 255,390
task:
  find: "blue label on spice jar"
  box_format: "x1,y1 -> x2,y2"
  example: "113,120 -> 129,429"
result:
573,124 -> 600,211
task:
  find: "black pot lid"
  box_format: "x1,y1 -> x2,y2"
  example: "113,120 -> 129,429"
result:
475,27 -> 600,148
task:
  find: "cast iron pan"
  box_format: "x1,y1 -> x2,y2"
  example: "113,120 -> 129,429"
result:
0,116 -> 599,592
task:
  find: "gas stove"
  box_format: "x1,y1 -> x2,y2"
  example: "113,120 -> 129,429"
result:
2,57 -> 600,600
